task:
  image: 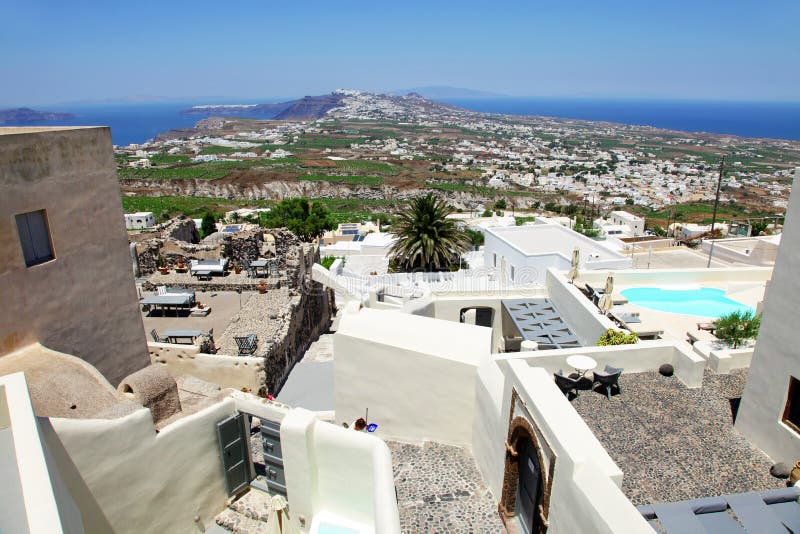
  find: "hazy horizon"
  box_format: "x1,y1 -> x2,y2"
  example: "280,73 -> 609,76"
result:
2,1 -> 798,107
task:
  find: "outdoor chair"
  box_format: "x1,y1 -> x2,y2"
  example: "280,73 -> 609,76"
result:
593,365 -> 624,400
150,329 -> 168,343
554,370 -> 580,399
234,334 -> 258,355
157,286 -> 167,295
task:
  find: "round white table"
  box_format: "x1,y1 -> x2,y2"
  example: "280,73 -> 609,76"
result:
566,355 -> 598,377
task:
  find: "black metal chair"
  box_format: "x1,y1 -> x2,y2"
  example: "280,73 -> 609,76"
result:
554,369 -> 581,399
593,365 -> 623,400
150,329 -> 168,343
234,334 -> 258,355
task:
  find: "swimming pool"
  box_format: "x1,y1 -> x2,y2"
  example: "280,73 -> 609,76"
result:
620,287 -> 754,318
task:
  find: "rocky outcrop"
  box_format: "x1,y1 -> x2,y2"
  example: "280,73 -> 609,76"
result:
0,107 -> 74,124
119,178 -> 516,210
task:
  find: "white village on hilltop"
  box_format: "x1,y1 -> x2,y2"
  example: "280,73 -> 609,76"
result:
3,125 -> 800,534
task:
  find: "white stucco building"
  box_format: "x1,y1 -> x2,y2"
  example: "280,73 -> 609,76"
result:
608,210 -> 645,237
483,223 -> 632,285
124,211 -> 156,229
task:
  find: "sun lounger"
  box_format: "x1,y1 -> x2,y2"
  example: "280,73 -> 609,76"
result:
727,492 -> 788,533
686,329 -> 716,345
190,259 -> 227,276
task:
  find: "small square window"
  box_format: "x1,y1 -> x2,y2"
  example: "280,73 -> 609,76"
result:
782,377 -> 800,434
16,210 -> 54,267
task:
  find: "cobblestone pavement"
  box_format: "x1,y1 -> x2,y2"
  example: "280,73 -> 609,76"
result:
572,368 -> 785,505
388,441 -> 506,533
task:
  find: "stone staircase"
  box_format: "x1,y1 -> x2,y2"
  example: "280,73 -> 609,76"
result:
302,332 -> 334,363
214,482 -> 274,534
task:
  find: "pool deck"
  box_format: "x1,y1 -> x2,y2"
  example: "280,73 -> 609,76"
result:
616,280 -> 766,344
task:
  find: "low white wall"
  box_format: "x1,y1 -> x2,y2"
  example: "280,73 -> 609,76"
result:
281,408 -> 400,534
149,342 -> 264,392
708,347 -> 754,374
496,339 -> 706,389
545,268 -> 616,346
503,362 -> 651,533
43,399 -> 237,534
0,373 -> 83,534
334,308 -> 490,446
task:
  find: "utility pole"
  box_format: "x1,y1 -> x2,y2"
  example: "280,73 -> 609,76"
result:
707,156 -> 725,268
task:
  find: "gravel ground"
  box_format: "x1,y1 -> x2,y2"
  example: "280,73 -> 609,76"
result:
216,287 -> 294,356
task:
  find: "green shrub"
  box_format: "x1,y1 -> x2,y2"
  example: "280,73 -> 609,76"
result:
597,329 -> 639,346
320,256 -> 337,270
713,310 -> 761,348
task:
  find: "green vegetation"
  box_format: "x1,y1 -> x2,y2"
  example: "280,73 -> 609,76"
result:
198,145 -> 250,155
149,154 -> 190,165
297,174 -> 383,186
333,160 -> 399,175
200,213 -> 217,238
118,160 -> 265,181
597,329 -> 639,346
260,197 -> 335,241
320,256 -> 337,270
465,228 -> 485,248
713,310 -> 761,349
515,216 -> 536,226
293,136 -> 367,149
389,193 -> 469,272
494,198 -> 507,210
121,195 -> 272,220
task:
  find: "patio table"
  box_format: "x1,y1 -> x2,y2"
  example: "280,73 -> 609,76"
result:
141,294 -> 193,316
566,354 -> 598,377
162,329 -> 204,344
251,259 -> 269,277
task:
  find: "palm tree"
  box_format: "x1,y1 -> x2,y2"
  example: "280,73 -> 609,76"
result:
389,194 -> 469,271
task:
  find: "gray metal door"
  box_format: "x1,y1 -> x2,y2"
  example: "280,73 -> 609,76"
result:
216,413 -> 252,496
517,438 -> 542,534
260,419 -> 287,495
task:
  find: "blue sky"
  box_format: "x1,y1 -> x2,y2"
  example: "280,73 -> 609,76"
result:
1,0 -> 798,106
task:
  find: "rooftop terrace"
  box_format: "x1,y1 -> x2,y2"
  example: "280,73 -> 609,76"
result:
572,369 -> 784,506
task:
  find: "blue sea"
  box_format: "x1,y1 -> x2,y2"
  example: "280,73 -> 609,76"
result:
9,101 -> 273,146
8,97 -> 800,145
442,97 -> 800,141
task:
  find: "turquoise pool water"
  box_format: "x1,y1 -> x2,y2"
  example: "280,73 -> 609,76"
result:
317,525 -> 359,534
620,287 -> 754,318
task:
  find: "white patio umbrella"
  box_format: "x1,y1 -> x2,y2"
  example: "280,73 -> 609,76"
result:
598,273 -> 615,314
266,494 -> 299,534
567,247 -> 580,283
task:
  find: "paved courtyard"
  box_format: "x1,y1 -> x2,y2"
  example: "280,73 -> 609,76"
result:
388,440 -> 505,533
572,368 -> 785,506
140,290 -> 255,343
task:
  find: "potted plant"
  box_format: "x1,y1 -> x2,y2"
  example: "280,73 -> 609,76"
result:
176,258 -> 187,273
258,281 -> 267,294
157,254 -> 169,275
234,263 -> 242,274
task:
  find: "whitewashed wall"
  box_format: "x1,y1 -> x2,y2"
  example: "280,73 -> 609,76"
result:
334,308 -> 491,446
736,170 -> 800,463
281,409 -> 400,534
149,342 -> 265,392
43,400 -> 237,534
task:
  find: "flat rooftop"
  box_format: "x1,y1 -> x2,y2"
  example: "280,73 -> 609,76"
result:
488,224 -> 626,260
572,369 -> 783,506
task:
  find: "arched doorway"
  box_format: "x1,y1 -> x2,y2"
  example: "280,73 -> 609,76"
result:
500,415 -> 550,534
